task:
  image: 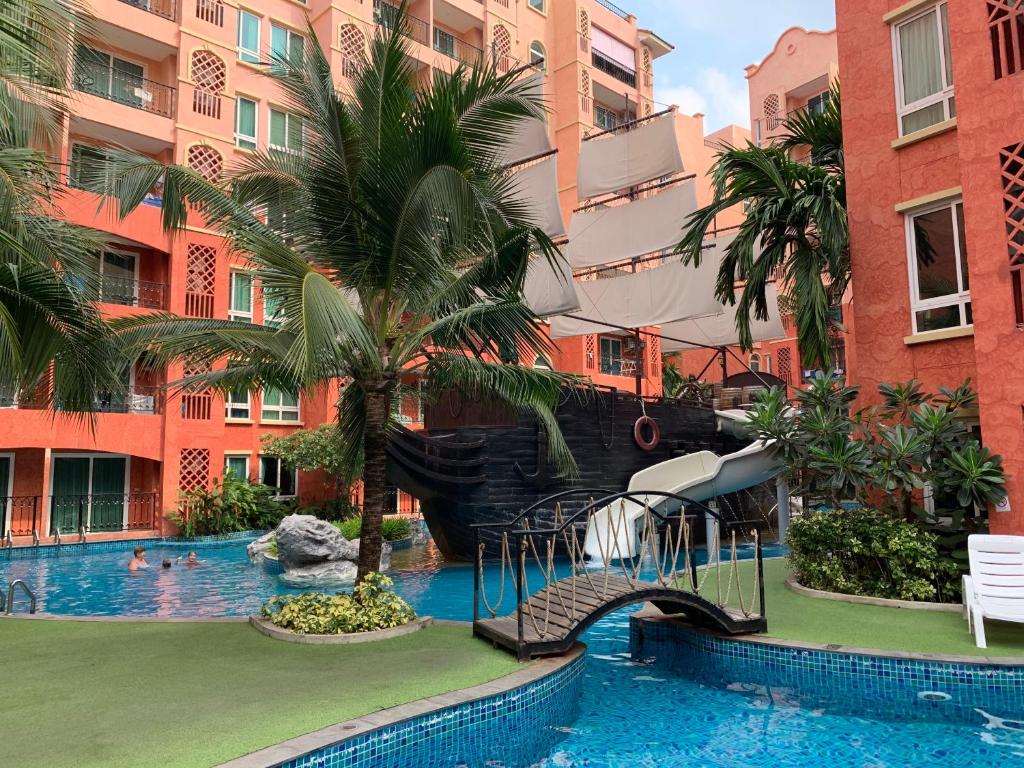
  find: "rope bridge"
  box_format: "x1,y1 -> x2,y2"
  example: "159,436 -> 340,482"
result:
471,489 -> 767,660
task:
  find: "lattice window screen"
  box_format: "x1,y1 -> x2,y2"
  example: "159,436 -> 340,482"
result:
339,24 -> 366,78
648,336 -> 660,379
179,448 -> 210,493
580,69 -> 591,114
1001,141 -> 1024,325
181,362 -> 213,420
585,335 -> 596,370
191,50 -> 225,119
989,0 -> 1024,79
493,25 -> 511,73
777,347 -> 793,386
579,9 -> 590,53
185,243 -> 217,318
187,145 -> 223,182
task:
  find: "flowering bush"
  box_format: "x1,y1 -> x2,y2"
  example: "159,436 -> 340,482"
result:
260,573 -> 416,634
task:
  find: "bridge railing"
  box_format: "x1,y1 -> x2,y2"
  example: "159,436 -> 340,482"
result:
472,489 -> 766,651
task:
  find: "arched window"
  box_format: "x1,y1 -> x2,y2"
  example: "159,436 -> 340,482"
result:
528,0 -> 545,11
533,355 -> 553,371
529,41 -> 546,70
749,353 -> 761,373
187,144 -> 223,182
338,24 -> 366,79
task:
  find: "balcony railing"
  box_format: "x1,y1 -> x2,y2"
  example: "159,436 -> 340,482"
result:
1,493 -> 160,538
89,275 -> 167,309
374,0 -> 430,47
72,65 -> 175,117
117,0 -> 176,21
434,29 -> 485,67
0,386 -> 164,415
592,50 -> 636,88
595,0 -> 630,20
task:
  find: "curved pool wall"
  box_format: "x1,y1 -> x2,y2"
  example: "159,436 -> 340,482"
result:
263,649 -> 585,768
0,531 -> 266,560
630,616 -> 1024,724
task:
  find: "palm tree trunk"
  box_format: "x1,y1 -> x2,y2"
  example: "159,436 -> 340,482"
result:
357,387 -> 389,583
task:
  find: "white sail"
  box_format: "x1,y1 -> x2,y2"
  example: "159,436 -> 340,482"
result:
510,155 -> 566,238
659,283 -> 787,351
576,111 -> 684,201
524,253 -> 579,318
566,181 -> 697,269
548,253 -> 721,339
496,73 -> 551,167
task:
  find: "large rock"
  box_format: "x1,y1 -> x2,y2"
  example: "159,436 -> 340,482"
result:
279,560 -> 358,588
349,538 -> 393,572
246,531 -> 276,561
409,520 -> 431,547
275,514 -> 359,569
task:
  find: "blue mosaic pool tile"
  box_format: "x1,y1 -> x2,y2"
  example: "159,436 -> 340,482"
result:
275,654 -> 584,768
0,530 -> 265,561
630,617 -> 1024,724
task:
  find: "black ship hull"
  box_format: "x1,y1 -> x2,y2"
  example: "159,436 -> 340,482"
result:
386,387 -> 750,561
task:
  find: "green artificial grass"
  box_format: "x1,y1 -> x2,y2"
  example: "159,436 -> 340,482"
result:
0,620 -> 520,768
702,558 -> 1024,657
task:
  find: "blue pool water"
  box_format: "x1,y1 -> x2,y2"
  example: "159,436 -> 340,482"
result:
3,539 -> 1022,767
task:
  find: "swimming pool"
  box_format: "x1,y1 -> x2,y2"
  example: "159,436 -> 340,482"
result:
3,538 -> 1022,767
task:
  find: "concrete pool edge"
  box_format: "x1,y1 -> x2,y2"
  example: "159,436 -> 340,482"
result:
215,631 -> 585,768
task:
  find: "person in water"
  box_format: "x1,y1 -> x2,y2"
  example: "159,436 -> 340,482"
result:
162,559 -> 173,569
128,546 -> 148,571
177,551 -> 201,567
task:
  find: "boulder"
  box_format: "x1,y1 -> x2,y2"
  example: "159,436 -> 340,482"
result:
279,560 -> 357,588
246,531 -> 276,561
409,520 -> 431,547
275,514 -> 359,569
349,539 -> 393,572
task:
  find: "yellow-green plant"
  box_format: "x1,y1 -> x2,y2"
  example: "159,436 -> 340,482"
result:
260,573 -> 415,634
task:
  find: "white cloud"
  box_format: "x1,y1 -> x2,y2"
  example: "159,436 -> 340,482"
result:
655,67 -> 750,132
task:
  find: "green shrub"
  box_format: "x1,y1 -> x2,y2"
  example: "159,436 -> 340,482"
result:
787,508 -> 959,602
170,475 -> 288,538
298,498 -> 360,522
260,573 -> 416,634
334,516 -> 412,542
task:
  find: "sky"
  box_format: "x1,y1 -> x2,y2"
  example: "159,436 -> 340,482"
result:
613,1 -> 836,133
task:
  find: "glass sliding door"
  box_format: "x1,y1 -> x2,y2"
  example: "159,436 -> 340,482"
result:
50,456 -> 127,533
90,458 -> 127,531
51,457 -> 90,534
0,456 -> 10,534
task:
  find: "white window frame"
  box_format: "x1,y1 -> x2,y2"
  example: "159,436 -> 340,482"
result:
261,387 -> 300,422
235,96 -> 257,150
224,388 -> 251,420
228,270 -> 254,322
529,41 -> 546,70
891,2 -> 954,137
528,0 -> 545,12
0,452 -> 14,534
270,24 -> 303,69
237,9 -> 261,64
47,453 -> 131,532
904,197 -> 971,335
224,455 -> 249,479
599,336 -> 623,376
268,108 -> 304,153
259,455 -> 297,499
262,284 -> 284,328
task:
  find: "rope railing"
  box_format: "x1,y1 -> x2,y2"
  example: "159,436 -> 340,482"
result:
473,489 -> 767,646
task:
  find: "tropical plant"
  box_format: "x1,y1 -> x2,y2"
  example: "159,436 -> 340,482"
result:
261,425 -> 357,499
676,84 -> 847,368
169,474 -> 287,537
336,515 -> 412,542
103,10 -> 576,582
0,1 -> 125,412
260,573 -> 416,634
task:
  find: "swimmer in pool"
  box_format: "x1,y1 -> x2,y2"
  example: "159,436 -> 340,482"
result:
177,551 -> 201,567
128,546 -> 148,571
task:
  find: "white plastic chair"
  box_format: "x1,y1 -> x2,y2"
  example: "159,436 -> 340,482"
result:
964,534 -> 1024,648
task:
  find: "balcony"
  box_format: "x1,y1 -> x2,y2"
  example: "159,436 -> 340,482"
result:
88,275 -> 167,310
592,50 -> 636,88
374,0 -> 430,47
72,63 -> 175,118
117,0 -> 176,20
433,28 -> 485,67
0,386 -> 164,415
595,0 -> 630,20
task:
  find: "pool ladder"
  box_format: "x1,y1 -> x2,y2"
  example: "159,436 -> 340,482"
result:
0,580 -> 38,615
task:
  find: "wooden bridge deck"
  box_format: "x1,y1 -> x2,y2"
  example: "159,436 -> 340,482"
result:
473,574 -> 766,660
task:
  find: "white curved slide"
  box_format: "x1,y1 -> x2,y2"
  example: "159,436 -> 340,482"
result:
583,415 -> 781,563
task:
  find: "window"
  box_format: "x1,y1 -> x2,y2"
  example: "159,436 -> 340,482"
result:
529,41 -> 546,70
906,200 -> 971,333
224,455 -> 249,479
74,45 -> 145,108
263,286 -> 284,328
749,353 -> 761,373
594,104 -> 619,132
528,0 -> 545,11
433,28 -> 455,58
262,387 -> 300,421
259,455 -> 296,497
599,337 -> 622,376
270,24 -> 303,71
229,271 -> 253,321
238,10 -> 260,63
269,108 -> 304,153
533,355 -> 553,370
225,389 -> 250,419
806,91 -> 831,115
235,96 -> 257,150
893,2 -> 954,135
69,144 -> 115,192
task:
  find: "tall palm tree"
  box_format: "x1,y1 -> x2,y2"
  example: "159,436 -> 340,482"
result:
676,86 -> 847,368
105,11 -> 577,581
0,0 -> 124,412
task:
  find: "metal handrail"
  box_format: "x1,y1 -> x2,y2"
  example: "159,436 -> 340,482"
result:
117,0 -> 176,20
594,0 -> 630,19
592,50 -> 636,88
72,64 -> 176,117
6,580 -> 38,614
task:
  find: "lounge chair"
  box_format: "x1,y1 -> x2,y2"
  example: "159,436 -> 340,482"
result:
963,534 -> 1024,648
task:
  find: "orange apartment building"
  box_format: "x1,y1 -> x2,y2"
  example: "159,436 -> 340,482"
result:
837,0 -> 1024,532
667,26 -> 852,393
0,0 -> 673,542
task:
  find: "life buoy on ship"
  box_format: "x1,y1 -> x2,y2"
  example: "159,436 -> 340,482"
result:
633,415 -> 660,451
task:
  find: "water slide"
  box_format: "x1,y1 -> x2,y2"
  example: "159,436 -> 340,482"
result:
583,412 -> 781,563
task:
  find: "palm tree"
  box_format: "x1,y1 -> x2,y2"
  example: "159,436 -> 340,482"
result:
0,0 -> 124,412
105,11 -> 577,581
676,86 -> 847,368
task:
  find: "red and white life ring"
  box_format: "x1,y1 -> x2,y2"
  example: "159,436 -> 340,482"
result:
633,416 -> 660,451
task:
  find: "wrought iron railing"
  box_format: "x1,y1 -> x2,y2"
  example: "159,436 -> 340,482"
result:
48,493 -> 161,535
73,64 -> 175,117
374,0 -> 430,47
594,0 -> 630,20
433,29 -> 485,67
0,387 -> 163,415
118,0 -> 176,20
1,496 -> 42,538
78,275 -> 167,309
592,50 -> 637,87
